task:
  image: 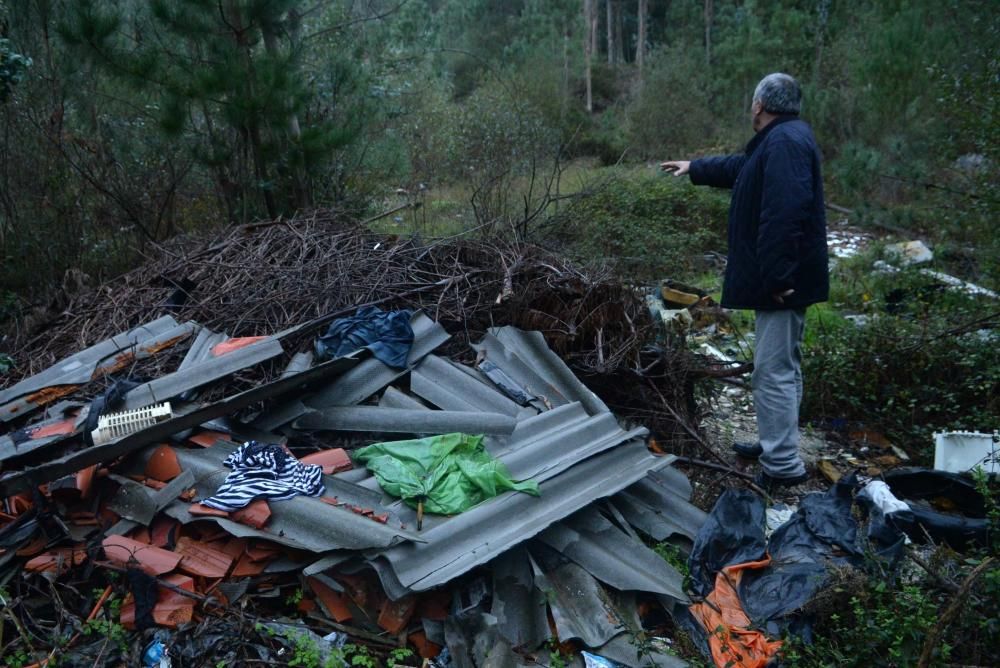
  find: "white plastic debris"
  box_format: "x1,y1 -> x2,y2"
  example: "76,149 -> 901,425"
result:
582,652 -> 624,668
765,503 -> 797,538
858,481 -> 910,515
91,402 -> 173,445
919,269 -> 999,299
933,431 -> 1000,474
885,240 -> 933,265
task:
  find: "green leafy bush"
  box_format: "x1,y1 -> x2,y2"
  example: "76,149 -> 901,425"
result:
549,170 -> 728,281
802,266 -> 999,459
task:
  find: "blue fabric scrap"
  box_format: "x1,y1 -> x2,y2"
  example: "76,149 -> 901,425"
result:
315,307 -> 415,369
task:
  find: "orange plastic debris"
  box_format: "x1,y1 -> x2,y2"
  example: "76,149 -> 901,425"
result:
174,537 -> 234,578
145,444 -> 182,482
408,631 -> 442,659
25,547 -> 87,575
377,595 -> 417,634
232,500 -> 271,529
102,535 -> 181,576
188,430 -> 230,448
307,577 -> 354,622
300,448 -> 353,475
188,503 -> 229,517
688,558 -> 783,668
28,417 -> 77,440
211,336 -> 268,357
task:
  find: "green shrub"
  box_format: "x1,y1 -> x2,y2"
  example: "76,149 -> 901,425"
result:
548,169 -> 728,281
802,266 -> 1000,459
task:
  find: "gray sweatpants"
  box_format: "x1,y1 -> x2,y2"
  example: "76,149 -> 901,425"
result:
752,308 -> 808,478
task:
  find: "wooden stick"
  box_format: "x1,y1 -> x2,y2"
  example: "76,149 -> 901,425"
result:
917,557 -> 994,668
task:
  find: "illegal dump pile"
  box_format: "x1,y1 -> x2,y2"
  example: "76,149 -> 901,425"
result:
0,214 -> 709,667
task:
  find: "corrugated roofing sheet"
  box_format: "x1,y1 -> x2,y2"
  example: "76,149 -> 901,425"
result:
294,406 -> 517,435
410,355 -> 526,417
0,317 -> 196,422
368,443 -> 674,592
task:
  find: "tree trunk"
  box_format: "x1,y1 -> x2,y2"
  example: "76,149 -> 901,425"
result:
606,0 -> 614,65
704,0 -> 713,66
583,0 -> 593,113
636,0 -> 647,73
614,0 -> 624,64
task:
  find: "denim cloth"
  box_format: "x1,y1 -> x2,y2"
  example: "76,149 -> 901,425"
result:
315,307 -> 414,368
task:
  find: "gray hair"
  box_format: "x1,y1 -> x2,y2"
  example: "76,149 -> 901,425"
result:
753,73 -> 802,115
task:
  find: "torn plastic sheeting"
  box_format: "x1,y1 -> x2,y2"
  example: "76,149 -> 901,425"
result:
537,510 -> 688,601
689,559 -> 783,668
370,442 -> 674,593
354,433 -> 540,516
0,354 -> 359,496
0,316 -> 194,423
880,467 -> 990,549
687,489 -> 767,598
490,546 -> 551,651
294,406 -> 518,436
410,355 -> 525,417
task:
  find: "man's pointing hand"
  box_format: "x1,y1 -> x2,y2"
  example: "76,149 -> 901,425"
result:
660,160 -> 690,176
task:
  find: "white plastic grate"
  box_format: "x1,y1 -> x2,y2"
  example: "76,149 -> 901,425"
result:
91,402 -> 173,445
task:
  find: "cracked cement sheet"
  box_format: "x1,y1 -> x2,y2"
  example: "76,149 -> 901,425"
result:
611,467 -> 708,543
306,311 -> 450,409
410,355 -> 525,418
490,546 -> 551,650
0,403 -> 84,463
368,442 -> 675,592
0,356 -> 358,496
0,316 -> 195,423
538,510 -> 688,602
532,557 -> 624,648
294,405 -> 517,435
108,470 -> 196,525
160,442 -> 423,552
123,338 -> 285,410
474,327 -> 608,416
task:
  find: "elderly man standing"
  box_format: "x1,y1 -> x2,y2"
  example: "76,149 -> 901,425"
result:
661,73 -> 828,491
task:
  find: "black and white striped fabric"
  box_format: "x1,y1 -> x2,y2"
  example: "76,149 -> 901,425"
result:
201,441 -> 325,511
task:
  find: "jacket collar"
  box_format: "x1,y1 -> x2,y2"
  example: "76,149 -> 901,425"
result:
744,114 -> 800,155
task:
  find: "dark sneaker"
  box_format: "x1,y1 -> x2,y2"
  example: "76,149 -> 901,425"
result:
754,469 -> 808,493
732,441 -> 764,459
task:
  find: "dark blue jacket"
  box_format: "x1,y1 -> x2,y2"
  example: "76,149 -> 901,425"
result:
689,116 -> 829,311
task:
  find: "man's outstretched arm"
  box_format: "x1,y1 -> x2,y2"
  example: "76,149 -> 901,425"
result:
662,154 -> 746,188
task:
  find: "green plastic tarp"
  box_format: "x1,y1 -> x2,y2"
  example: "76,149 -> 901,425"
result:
354,433 -> 540,515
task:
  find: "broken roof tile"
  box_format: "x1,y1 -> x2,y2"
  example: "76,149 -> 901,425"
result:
232,500 -> 271,529
145,444 -> 182,482
188,430 -> 230,448
188,503 -> 230,518
175,536 -> 234,578
102,535 -> 181,575
378,595 -> 418,634
307,576 -> 353,623
299,448 -> 353,475
24,546 -> 88,575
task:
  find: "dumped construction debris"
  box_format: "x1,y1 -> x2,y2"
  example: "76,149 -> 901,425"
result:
0,218 -> 708,667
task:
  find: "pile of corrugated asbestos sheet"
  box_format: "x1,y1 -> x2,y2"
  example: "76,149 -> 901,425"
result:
0,311 -> 707,667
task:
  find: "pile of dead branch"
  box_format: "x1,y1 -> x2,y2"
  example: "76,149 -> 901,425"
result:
2,209 -> 697,427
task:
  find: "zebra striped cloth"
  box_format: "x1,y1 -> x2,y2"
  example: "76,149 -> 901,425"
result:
201,441 -> 325,511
